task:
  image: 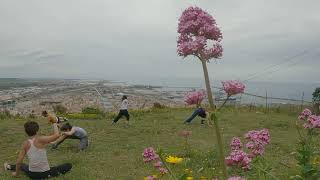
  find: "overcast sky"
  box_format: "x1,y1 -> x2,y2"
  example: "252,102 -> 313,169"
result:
0,0 -> 319,84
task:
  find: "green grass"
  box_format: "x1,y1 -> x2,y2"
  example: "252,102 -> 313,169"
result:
0,107 -> 302,179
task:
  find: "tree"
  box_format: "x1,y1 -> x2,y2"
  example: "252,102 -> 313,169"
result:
177,6 -> 227,178
312,88 -> 320,115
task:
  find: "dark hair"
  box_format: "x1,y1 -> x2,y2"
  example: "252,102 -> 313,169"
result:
60,123 -> 72,132
42,110 -> 48,117
122,95 -> 127,101
24,121 -> 39,136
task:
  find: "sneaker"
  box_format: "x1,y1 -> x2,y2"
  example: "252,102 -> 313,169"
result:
3,162 -> 10,171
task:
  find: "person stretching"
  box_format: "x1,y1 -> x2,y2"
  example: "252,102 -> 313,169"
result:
51,123 -> 88,151
3,121 -> 72,179
112,95 -> 130,125
42,110 -> 68,124
184,105 -> 210,125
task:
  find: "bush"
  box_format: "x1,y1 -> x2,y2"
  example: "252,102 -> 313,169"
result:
153,102 -> 166,109
82,107 -> 103,114
53,104 -> 67,115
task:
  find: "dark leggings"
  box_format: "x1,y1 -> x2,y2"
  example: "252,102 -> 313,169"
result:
113,109 -> 130,123
8,163 -> 72,180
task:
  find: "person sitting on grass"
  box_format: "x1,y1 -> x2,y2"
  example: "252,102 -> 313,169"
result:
51,123 -> 88,151
112,95 -> 130,126
3,121 -> 72,179
184,104 -> 210,125
42,110 -> 68,124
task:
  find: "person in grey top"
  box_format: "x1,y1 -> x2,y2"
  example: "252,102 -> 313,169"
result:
51,123 -> 88,151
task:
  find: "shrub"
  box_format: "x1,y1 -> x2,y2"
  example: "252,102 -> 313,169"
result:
82,107 -> 103,114
53,104 -> 67,115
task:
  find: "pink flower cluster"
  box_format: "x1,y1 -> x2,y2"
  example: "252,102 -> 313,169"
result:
245,129 -> 270,157
142,147 -> 168,175
212,177 -> 246,180
230,137 -> 242,151
225,149 -> 251,170
221,80 -> 245,96
184,90 -> 205,105
178,130 -> 192,138
177,6 -> 223,61
145,175 -> 157,180
228,177 -> 246,180
298,108 -> 320,129
226,129 -> 270,170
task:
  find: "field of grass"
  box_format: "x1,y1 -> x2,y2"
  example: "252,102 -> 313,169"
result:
0,107 -> 303,179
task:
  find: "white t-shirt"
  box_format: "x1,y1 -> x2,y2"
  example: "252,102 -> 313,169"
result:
120,99 -> 128,110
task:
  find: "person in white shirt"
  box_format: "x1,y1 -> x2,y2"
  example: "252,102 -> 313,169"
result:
112,95 -> 130,125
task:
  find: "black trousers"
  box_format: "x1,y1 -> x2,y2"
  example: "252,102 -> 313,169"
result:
113,109 -> 130,123
9,163 -> 72,180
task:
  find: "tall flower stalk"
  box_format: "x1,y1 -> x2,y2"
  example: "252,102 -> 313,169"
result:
177,6 -> 226,178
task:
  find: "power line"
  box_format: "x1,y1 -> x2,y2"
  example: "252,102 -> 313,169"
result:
243,50 -> 308,82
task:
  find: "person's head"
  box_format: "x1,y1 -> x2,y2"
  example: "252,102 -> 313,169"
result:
24,121 -> 39,137
60,123 -> 72,132
122,95 -> 127,101
42,110 -> 48,117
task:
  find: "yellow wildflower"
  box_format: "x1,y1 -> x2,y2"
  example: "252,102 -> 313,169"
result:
165,156 -> 183,164
187,177 -> 193,180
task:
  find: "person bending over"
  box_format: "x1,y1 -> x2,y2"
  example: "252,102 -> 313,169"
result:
3,121 -> 72,179
112,95 -> 130,126
184,105 -> 210,125
51,123 -> 88,151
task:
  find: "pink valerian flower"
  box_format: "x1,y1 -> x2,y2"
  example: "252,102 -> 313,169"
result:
143,147 -> 159,163
228,177 -> 246,180
299,108 -> 312,120
145,175 -> 157,180
153,161 -> 162,168
142,147 -> 168,175
158,167 -> 168,174
221,80 -> 245,96
225,150 -> 252,170
178,130 -> 192,138
184,90 -> 206,105
177,6 -> 223,61
244,129 -> 270,157
230,137 -> 242,151
304,115 -> 320,129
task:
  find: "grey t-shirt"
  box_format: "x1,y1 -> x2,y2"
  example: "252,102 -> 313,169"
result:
73,127 -> 87,139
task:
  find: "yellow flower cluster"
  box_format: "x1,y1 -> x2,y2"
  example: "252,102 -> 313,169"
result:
165,156 -> 183,164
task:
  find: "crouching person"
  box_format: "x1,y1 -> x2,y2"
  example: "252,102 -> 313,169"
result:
4,121 -> 72,179
51,123 -> 88,151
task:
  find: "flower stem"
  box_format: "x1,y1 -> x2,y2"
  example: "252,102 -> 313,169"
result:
217,96 -> 230,111
159,155 -> 178,180
251,164 -> 280,180
211,113 -> 228,179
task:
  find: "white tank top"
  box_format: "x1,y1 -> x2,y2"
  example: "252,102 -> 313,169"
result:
27,138 -> 50,172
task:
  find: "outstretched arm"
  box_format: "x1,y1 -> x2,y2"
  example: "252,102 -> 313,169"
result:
38,123 -> 60,145
12,141 -> 28,177
62,128 -> 76,136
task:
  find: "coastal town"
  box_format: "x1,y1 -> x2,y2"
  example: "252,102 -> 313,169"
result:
0,79 -> 188,116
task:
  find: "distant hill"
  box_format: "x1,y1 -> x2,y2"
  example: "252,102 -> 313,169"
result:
0,78 -> 38,90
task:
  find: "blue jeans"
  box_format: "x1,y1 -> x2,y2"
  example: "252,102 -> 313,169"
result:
185,108 -> 203,123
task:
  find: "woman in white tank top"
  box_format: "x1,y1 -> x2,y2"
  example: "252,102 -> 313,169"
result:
3,121 -> 72,179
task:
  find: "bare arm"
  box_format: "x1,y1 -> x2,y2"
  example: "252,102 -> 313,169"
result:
13,141 -> 28,176
38,123 -> 60,145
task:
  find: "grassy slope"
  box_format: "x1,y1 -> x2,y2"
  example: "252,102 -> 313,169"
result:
0,108 -> 300,180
